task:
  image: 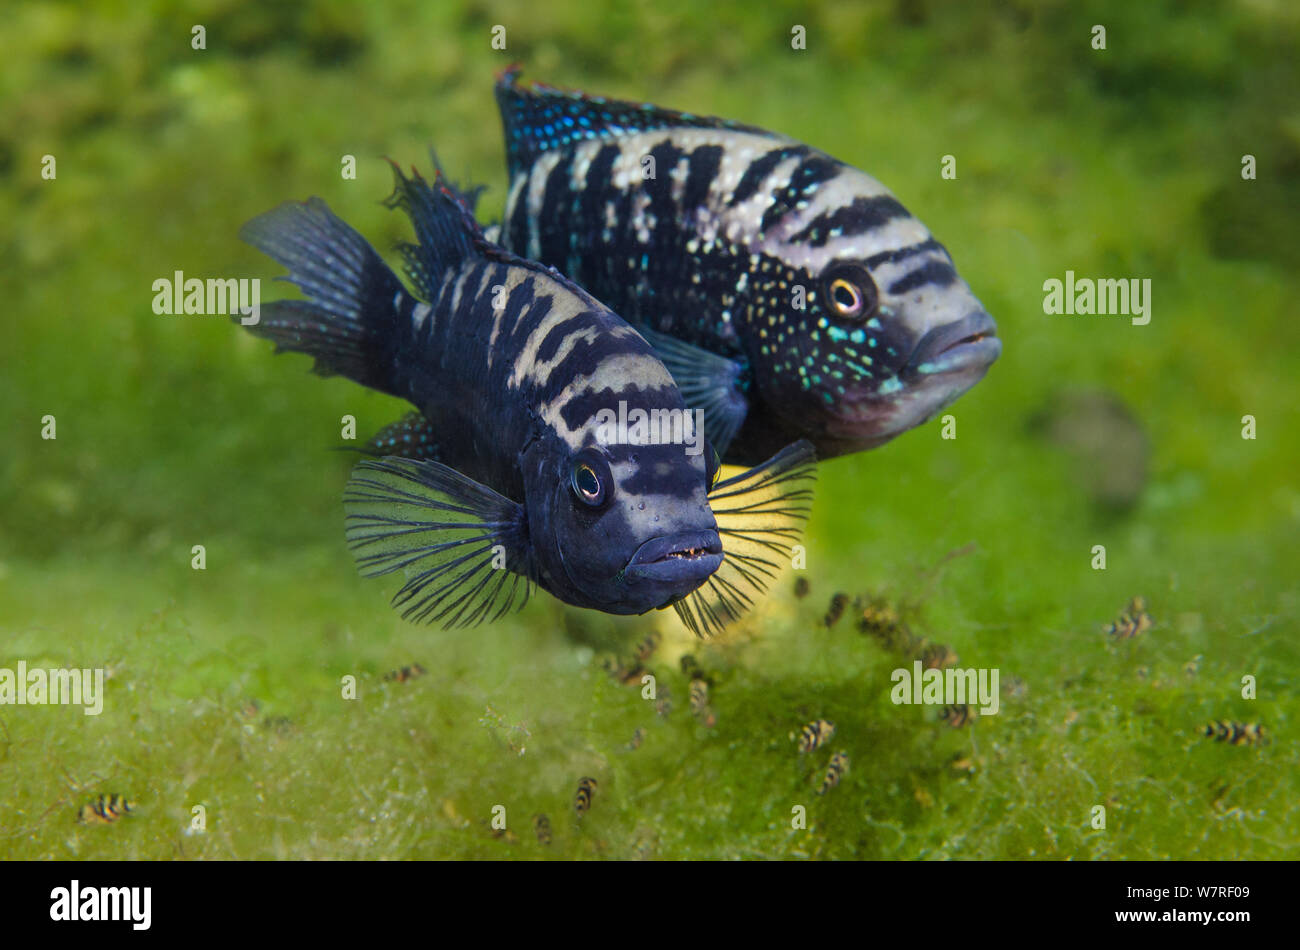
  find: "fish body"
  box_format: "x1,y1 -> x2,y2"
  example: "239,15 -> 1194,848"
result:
1105,595 -> 1153,640
1203,720 -> 1267,747
574,776 -> 597,816
240,166 -> 813,633
818,751 -> 849,795
796,718 -> 835,754
940,704 -> 976,728
493,68 -> 1000,464
77,794 -> 134,825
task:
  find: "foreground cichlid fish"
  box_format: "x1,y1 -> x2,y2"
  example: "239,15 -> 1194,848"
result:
238,166 -> 814,634
492,67 -> 1001,464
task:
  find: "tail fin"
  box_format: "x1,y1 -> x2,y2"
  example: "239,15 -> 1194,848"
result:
239,198 -> 406,394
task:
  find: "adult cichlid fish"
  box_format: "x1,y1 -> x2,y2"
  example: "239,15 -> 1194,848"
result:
491,67 -> 1001,464
238,165 -> 815,635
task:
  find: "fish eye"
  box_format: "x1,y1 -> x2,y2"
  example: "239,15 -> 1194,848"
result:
822,263 -> 878,322
570,450 -> 611,508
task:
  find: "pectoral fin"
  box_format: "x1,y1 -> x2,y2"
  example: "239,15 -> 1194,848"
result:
637,326 -> 749,459
673,440 -> 817,637
343,457 -> 533,628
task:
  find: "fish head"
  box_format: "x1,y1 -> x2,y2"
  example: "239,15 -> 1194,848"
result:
754,166 -> 1000,456
522,428 -> 723,615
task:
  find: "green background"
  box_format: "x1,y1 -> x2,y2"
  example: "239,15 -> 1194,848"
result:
1,0 -> 1296,858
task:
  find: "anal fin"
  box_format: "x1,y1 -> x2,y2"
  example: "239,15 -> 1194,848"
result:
363,412 -> 442,460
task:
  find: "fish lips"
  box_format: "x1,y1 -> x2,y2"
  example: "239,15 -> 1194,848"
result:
622,529 -> 723,587
903,310 -> 1001,380
821,311 -> 1000,451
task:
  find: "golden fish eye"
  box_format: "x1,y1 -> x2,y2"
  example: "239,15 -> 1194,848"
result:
829,278 -> 863,316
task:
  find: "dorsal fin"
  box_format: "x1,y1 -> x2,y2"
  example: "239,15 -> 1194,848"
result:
385,156 -> 624,311
494,65 -> 769,177
383,160 -> 484,299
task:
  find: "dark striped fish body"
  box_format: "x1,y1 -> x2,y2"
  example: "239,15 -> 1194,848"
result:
919,643 -> 958,671
823,592 -> 849,628
1203,720 -> 1267,747
796,718 -> 836,754
384,663 -> 427,682
941,704 -> 976,728
240,165 -> 815,633
78,794 -> 133,825
494,68 -> 1000,464
819,752 -> 849,795
633,631 -> 661,662
688,676 -> 716,726
533,813 -> 552,844
1106,595 -> 1153,640
574,776 -> 597,817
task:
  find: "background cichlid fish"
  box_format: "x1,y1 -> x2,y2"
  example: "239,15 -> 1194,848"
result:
238,166 -> 815,635
492,67 -> 1001,464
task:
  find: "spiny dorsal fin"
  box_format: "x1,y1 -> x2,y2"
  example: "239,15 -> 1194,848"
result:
384,161 -> 485,300
495,65 -> 769,177
385,158 -> 616,309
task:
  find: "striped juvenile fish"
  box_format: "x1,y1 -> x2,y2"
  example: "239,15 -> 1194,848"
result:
239,165 -> 814,633
491,67 -> 1000,464
77,794 -> 134,825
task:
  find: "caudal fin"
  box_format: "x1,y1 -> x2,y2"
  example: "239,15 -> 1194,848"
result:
239,198 -> 407,395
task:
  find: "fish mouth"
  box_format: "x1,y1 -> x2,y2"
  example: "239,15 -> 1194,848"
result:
622,529 -> 723,586
904,310 -> 1001,379
820,311 -> 1000,454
